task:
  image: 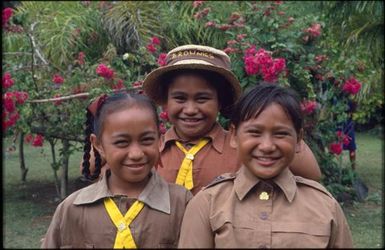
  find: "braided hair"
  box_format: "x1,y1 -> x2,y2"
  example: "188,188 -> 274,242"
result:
81,90 -> 160,181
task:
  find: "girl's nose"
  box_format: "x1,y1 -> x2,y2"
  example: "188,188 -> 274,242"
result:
128,144 -> 144,160
183,101 -> 198,115
258,135 -> 276,152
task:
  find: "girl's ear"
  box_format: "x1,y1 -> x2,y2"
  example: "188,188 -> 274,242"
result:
90,134 -> 105,158
229,124 -> 238,149
295,129 -> 304,153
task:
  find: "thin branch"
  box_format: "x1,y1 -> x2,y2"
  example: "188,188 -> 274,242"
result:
3,52 -> 33,56
28,22 -> 49,65
27,92 -> 90,103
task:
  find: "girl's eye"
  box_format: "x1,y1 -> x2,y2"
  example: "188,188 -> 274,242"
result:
196,97 -> 210,103
275,131 -> 290,138
142,137 -> 155,145
115,141 -> 128,147
247,130 -> 261,136
172,96 -> 186,103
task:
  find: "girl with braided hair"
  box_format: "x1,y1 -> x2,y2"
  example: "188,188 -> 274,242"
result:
42,91 -> 192,248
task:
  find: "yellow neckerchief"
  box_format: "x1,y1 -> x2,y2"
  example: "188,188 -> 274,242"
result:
104,197 -> 144,248
175,138 -> 210,190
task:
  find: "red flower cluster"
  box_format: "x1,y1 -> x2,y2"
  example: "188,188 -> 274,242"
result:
52,74 -> 64,84
96,64 -> 114,80
336,130 -> 351,146
77,51 -> 85,65
329,142 -> 342,155
192,0 -> 204,8
314,54 -> 328,64
3,91 -> 29,132
112,79 -> 125,90
25,133 -> 44,147
305,23 -> 321,38
146,36 -> 161,54
3,72 -> 14,89
157,53 -> 167,66
193,7 -> 211,19
2,7 -> 13,28
301,100 -> 317,115
159,111 -> 169,121
342,77 -> 362,95
243,47 -> 286,82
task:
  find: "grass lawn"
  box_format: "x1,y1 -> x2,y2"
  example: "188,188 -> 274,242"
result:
2,130 -> 384,248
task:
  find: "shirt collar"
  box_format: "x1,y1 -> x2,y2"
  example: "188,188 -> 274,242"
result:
159,122 -> 225,153
234,166 -> 297,203
73,169 -> 171,214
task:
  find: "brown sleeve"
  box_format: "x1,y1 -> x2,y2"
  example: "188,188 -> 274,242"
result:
289,140 -> 322,181
41,203 -> 63,248
178,191 -> 214,248
329,200 -> 354,248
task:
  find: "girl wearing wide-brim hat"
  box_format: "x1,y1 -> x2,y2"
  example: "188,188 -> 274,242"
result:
143,44 -> 321,195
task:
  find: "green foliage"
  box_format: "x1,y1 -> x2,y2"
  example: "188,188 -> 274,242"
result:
3,1 -> 382,202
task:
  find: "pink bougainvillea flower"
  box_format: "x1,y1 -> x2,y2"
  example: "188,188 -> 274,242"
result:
53,94 -> 63,106
223,47 -> 239,54
205,21 -> 216,28
3,92 -> 15,113
159,122 -> 167,134
24,134 -> 34,143
2,72 -> 14,89
112,79 -> 125,90
157,53 -> 167,66
3,72 -> 14,89
52,74 -> 64,84
315,54 -> 328,63
305,23 -> 321,38
14,91 -> 29,104
32,134 -> 44,147
151,36 -> 160,45
96,64 -> 114,80
329,142 -> 342,155
77,51 -> 85,65
2,7 -> 13,27
146,44 -> 157,53
192,0 -> 204,8
301,100 -> 317,115
236,33 -> 247,41
342,77 -> 362,95
132,80 -> 143,89
342,135 -> 351,146
159,111 -> 169,121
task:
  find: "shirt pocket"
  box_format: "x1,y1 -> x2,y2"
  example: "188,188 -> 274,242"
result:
272,222 -> 331,248
210,212 -> 257,248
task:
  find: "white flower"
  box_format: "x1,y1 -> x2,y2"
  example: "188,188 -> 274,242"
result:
122,53 -> 129,60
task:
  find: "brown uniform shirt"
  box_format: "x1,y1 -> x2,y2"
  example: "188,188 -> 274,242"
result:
41,169 -> 192,248
178,166 -> 353,248
157,122 -> 240,195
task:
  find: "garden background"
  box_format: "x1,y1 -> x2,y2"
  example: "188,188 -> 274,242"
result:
2,1 -> 384,248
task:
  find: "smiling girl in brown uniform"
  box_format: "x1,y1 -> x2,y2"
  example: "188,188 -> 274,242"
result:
178,83 -> 353,248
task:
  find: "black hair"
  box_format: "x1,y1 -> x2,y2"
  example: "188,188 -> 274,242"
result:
158,69 -> 234,117
81,90 -> 160,181
230,83 -> 303,134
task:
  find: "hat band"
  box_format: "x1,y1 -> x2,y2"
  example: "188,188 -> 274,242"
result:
172,59 -> 213,66
167,51 -> 231,69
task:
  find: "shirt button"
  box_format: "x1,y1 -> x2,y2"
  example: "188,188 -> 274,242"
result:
259,211 -> 268,220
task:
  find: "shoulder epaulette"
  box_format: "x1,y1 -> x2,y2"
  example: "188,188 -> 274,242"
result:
203,172 -> 236,190
294,176 -> 333,198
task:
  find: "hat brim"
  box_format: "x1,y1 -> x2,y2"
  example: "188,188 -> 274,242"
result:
143,63 -> 241,116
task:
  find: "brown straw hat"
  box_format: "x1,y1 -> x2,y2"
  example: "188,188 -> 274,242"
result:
142,44 -> 241,116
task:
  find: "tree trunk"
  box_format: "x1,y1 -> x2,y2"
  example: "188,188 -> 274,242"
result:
60,139 -> 70,200
48,139 -> 61,198
19,132 -> 28,182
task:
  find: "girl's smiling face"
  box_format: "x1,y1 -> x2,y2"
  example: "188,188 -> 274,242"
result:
166,74 -> 220,141
93,106 -> 160,188
231,103 -> 301,179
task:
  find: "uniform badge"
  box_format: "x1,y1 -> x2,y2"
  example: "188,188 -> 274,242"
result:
259,191 -> 269,200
